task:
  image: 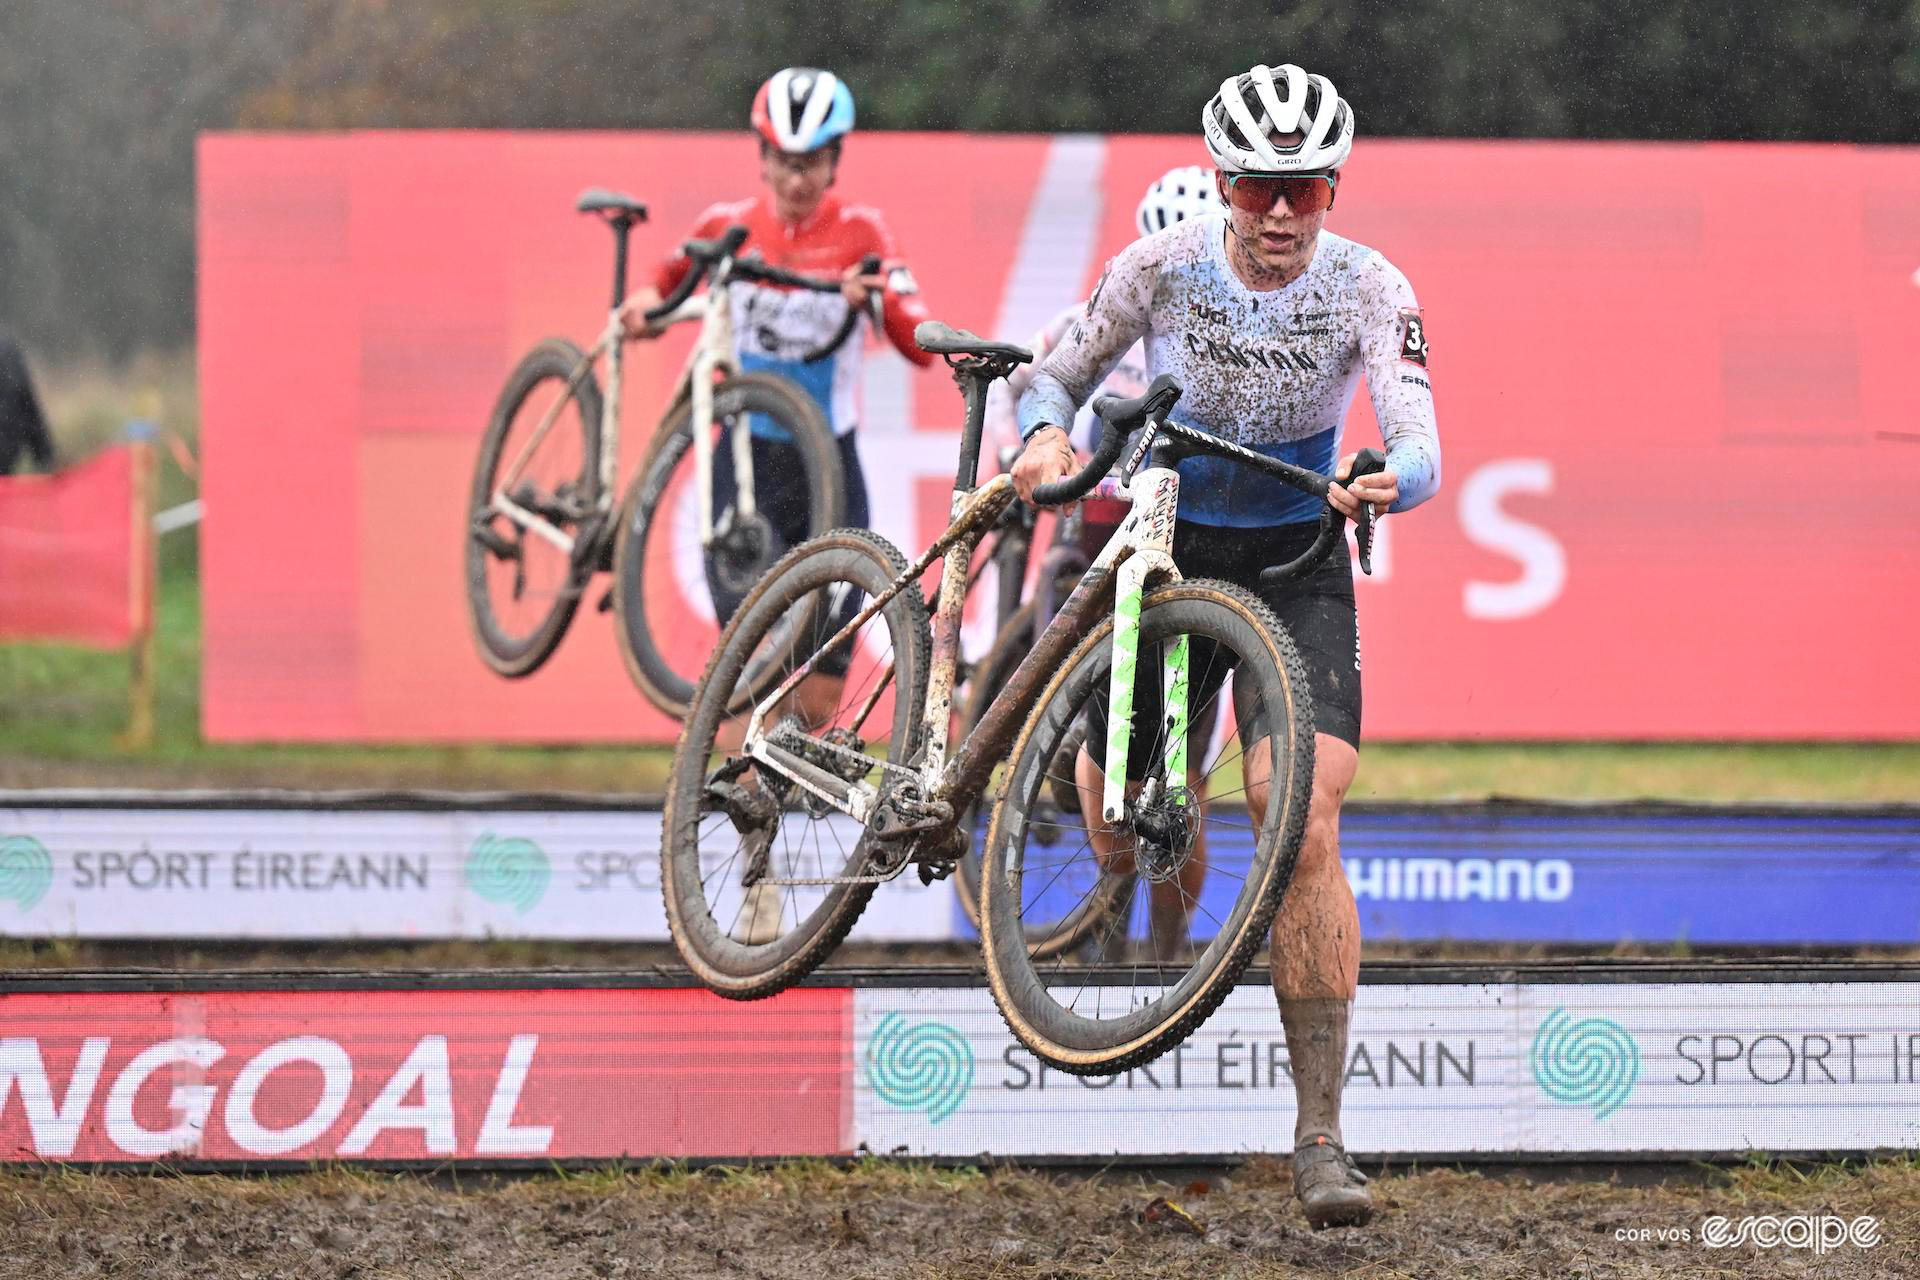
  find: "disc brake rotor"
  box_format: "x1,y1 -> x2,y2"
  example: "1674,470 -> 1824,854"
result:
710,510 -> 778,596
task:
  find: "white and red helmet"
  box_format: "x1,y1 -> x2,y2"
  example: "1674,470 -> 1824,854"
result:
1135,165 -> 1224,237
751,68 -> 857,154
1202,63 -> 1354,173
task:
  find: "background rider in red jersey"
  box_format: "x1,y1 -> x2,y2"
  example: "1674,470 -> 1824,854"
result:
617,67 -> 935,576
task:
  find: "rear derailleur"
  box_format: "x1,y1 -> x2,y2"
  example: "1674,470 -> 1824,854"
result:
702,756 -> 784,888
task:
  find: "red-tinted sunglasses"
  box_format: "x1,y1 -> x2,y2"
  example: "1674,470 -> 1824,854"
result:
1224,172 -> 1338,216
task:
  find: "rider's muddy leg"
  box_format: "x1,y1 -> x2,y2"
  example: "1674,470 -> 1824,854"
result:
1248,730 -> 1361,1145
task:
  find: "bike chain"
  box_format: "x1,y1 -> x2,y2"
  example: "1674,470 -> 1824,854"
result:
748,725 -> 924,886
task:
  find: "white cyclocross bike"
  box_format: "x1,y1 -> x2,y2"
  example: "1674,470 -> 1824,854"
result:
464,191 -> 871,717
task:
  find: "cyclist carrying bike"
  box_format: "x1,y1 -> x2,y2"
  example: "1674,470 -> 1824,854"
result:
1012,62 -> 1441,1230
986,165 -> 1226,957
617,67 -> 935,567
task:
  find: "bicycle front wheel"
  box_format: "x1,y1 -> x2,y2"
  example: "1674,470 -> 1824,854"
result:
661,527 -> 929,999
465,339 -> 603,677
614,372 -> 844,719
981,579 -> 1315,1075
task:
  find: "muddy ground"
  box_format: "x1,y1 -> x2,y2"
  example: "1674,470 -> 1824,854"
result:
3,1158 -> 1914,1280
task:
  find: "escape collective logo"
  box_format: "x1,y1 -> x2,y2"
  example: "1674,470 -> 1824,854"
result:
0,835 -> 53,911
865,1014 -> 973,1123
1530,1007 -> 1640,1119
464,833 -> 550,914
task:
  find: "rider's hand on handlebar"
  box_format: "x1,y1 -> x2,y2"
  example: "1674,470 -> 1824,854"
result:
1012,426 -> 1081,513
839,262 -> 888,313
617,287 -> 667,340
1328,450 -> 1400,521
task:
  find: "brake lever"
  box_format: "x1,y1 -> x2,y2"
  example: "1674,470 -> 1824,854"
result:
1344,448 -> 1388,576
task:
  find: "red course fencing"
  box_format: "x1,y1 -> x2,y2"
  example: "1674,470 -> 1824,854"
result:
0,443 -> 152,649
197,132 -> 1920,742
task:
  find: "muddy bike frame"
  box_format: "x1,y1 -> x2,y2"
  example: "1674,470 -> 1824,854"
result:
480,213 -> 868,568
733,328 -> 1374,875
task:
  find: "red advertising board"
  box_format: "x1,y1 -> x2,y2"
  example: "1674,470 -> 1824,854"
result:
197,132 -> 1920,741
10,973 -> 1919,1164
0,988 -> 848,1162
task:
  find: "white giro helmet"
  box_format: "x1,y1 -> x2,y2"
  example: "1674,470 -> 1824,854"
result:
1202,63 -> 1354,174
1135,165 -> 1224,237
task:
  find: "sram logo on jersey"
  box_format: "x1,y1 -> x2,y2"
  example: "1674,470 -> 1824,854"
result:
1398,307 -> 1430,368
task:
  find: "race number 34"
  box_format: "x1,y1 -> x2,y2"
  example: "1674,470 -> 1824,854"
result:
1398,307 -> 1430,368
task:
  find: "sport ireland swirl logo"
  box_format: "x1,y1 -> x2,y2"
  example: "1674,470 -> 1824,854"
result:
1530,1007 -> 1639,1119
464,832 -> 550,914
0,835 -> 54,912
865,1013 -> 974,1123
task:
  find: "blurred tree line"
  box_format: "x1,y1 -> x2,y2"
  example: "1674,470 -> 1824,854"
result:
3,0 -> 1916,360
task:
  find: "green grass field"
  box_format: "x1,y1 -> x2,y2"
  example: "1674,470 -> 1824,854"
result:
4,570 -> 1916,801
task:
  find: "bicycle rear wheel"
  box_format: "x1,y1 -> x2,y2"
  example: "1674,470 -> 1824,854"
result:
981,579 -> 1315,1075
465,339 -> 604,677
661,528 -> 929,999
614,372 -> 844,719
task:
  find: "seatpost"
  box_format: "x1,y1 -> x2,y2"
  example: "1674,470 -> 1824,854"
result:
950,361 -> 992,495
609,216 -> 635,312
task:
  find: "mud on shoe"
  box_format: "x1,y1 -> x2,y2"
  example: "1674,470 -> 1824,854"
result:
1291,1133 -> 1372,1230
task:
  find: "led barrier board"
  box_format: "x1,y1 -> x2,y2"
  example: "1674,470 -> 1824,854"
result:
4,968 -> 1917,1164
3,799 -> 1915,946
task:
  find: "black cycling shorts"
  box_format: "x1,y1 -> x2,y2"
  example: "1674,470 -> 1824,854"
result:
1083,518 -> 1362,780
708,431 -> 871,678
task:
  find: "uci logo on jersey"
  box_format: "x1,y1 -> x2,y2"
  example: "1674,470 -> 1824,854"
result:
1398,307 -> 1430,368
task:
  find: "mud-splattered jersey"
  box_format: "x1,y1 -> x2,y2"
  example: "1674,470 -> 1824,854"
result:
655,192 -> 934,437
985,302 -> 1148,458
1018,216 -> 1440,526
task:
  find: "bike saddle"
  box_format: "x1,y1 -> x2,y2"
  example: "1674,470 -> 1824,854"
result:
575,188 -> 648,220
914,321 -> 1033,364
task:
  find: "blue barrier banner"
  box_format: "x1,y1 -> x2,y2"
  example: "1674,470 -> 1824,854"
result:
4,795 -> 1914,946
972,806 -> 1920,947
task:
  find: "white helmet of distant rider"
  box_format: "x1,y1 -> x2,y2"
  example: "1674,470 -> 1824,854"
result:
1201,62 -> 1354,174
1134,164 -> 1225,237
752,67 -> 857,155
